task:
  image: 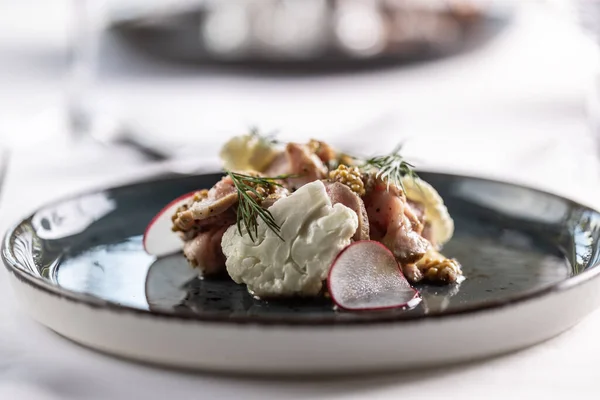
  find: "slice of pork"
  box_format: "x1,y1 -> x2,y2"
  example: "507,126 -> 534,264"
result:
173,175 -> 238,231
183,224 -> 230,277
264,142 -> 328,191
323,181 -> 369,241
363,178 -> 429,264
381,213 -> 429,264
179,209 -> 237,241
407,200 -> 425,230
407,199 -> 435,243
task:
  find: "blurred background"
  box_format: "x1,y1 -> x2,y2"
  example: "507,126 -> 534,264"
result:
1,0 -> 600,203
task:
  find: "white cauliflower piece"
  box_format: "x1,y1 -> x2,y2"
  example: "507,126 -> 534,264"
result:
222,180 -> 358,298
401,176 -> 454,246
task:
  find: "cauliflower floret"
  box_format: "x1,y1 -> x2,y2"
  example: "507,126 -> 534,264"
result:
219,133 -> 280,172
222,180 -> 358,298
401,176 -> 454,247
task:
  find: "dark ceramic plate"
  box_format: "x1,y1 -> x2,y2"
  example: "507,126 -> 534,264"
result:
5,171 -> 600,322
4,172 -> 600,373
108,2 -> 513,73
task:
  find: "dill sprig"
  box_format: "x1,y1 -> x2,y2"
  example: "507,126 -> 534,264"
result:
248,126 -> 282,146
361,144 -> 419,193
226,170 -> 288,242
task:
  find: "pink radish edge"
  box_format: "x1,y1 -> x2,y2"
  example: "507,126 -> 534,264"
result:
142,191 -> 197,254
326,240 -> 420,311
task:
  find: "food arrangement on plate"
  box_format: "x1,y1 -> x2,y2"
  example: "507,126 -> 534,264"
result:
144,131 -> 463,311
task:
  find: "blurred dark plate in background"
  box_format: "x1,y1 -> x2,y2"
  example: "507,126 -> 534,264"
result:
108,0 -> 514,73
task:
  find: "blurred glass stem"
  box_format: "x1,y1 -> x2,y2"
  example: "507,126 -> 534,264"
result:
573,0 -> 600,146
0,146 -> 10,206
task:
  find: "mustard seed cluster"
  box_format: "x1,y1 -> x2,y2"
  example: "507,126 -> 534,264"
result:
328,165 -> 366,196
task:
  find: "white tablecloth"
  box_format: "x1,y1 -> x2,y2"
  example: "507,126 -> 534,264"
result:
3,2 -> 600,399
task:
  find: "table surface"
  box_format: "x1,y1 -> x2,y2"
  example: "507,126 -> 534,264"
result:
3,1 -> 600,399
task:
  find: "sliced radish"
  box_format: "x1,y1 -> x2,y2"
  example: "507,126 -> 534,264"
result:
327,240 -> 420,311
143,191 -> 196,257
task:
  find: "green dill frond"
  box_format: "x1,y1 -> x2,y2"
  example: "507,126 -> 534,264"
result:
226,170 -> 289,242
361,143 -> 419,193
247,126 -> 281,145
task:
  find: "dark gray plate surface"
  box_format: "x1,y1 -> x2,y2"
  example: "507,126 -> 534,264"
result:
4,172 -> 600,324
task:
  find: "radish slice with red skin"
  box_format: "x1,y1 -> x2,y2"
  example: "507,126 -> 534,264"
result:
143,192 -> 196,257
327,240 -> 420,311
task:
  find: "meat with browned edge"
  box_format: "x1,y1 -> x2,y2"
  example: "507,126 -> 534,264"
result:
363,177 -> 430,265
183,224 -> 230,276
173,175 -> 238,232
323,181 -> 369,241
264,142 -> 328,191
173,175 -> 239,276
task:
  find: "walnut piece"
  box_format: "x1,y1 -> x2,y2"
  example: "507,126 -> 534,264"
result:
415,249 -> 463,284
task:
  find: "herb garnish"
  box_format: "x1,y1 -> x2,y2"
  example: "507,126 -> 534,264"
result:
361,144 -> 419,192
226,170 -> 289,242
226,141 -> 416,241
248,126 -> 281,146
